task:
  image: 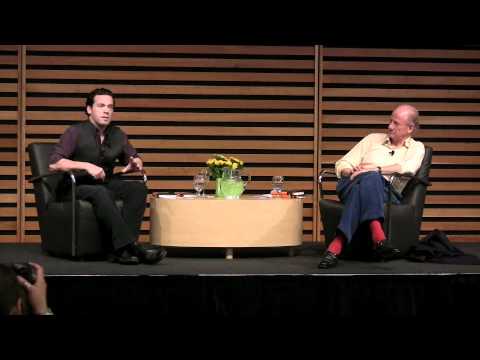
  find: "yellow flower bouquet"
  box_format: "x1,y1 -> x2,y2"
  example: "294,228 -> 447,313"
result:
206,154 -> 244,180
206,154 -> 245,198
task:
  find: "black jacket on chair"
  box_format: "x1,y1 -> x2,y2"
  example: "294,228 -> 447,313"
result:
318,146 -> 432,257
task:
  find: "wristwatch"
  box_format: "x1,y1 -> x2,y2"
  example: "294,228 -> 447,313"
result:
377,166 -> 382,173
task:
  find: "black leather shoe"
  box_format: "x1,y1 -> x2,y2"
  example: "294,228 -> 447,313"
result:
317,251 -> 339,269
372,241 -> 401,262
108,249 -> 140,265
131,243 -> 167,264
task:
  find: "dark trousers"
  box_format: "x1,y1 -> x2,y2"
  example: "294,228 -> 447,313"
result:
74,179 -> 148,251
336,171 -> 400,244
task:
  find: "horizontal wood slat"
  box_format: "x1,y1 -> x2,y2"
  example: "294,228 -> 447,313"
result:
323,74 -> 480,86
27,84 -> 314,96
26,111 -> 314,123
27,111 -> 313,124
323,48 -> 480,59
26,125 -> 314,137
324,88 -> 480,99
26,97 -> 314,109
24,153 -> 314,164
0,236 -> 18,243
28,56 -> 314,69
24,139 -> 313,151
27,45 -> 315,56
27,70 -> 314,82
324,61 -> 480,72
323,115 -> 480,126
321,128 -> 480,139
323,102 -> 480,112
321,141 -> 480,153
0,194 -> 17,203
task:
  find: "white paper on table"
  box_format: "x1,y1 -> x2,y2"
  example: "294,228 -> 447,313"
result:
156,194 -> 177,199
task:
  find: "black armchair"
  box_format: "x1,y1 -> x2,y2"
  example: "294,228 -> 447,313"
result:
28,142 -> 147,258
318,146 -> 432,257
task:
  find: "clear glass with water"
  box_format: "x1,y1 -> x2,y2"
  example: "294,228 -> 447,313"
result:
272,175 -> 284,193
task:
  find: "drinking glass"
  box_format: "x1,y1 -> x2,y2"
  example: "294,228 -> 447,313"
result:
193,174 -> 207,197
199,167 -> 210,179
272,175 -> 284,193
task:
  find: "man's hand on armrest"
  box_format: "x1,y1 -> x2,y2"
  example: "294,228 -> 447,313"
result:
49,159 -> 105,181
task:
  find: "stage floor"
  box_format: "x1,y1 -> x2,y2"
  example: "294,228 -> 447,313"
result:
1,242 -> 480,276
3,243 -> 480,316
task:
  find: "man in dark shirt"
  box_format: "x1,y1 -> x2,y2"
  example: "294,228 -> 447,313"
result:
49,88 -> 166,265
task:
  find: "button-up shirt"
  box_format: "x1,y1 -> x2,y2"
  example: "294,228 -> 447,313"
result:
335,133 -> 425,193
49,121 -> 139,183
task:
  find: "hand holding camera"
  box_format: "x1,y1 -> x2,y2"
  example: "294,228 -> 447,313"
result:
13,262 -> 50,315
12,262 -> 37,285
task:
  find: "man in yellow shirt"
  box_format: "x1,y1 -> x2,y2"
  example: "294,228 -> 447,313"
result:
318,104 -> 425,269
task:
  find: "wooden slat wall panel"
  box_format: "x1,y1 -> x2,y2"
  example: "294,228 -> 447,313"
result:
319,47 -> 480,242
0,46 -> 18,243
24,45 -> 316,243
3,45 -> 477,245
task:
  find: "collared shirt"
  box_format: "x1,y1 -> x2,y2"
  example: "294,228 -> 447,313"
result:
335,133 -> 425,192
49,121 -> 139,182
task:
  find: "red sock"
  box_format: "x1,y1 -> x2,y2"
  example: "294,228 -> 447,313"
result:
369,219 -> 386,245
327,234 -> 345,256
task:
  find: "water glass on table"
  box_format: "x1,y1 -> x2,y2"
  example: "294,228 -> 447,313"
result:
272,175 -> 284,193
193,174 -> 208,197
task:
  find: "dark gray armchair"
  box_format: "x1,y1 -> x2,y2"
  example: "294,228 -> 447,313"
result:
318,146 -> 432,257
28,142 -> 147,258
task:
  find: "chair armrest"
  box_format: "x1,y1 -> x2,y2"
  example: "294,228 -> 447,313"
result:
318,169 -> 337,183
389,172 -> 430,187
30,171 -> 78,184
112,169 -> 148,183
317,169 -> 337,199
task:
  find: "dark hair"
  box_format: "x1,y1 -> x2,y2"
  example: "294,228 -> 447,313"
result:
0,264 -> 28,315
85,88 -> 114,115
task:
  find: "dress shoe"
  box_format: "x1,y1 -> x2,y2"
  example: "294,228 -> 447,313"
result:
108,249 -> 140,265
317,251 -> 339,269
130,243 -> 167,264
372,241 -> 401,262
